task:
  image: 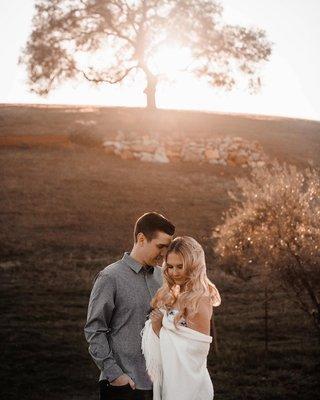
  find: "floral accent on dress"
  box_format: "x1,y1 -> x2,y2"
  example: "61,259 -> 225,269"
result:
167,309 -> 188,327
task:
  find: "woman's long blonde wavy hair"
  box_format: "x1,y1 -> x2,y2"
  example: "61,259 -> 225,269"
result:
151,236 -> 221,326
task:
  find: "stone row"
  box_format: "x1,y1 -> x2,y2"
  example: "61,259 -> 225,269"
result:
103,134 -> 268,167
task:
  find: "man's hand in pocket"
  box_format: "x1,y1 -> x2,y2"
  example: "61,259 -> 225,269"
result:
110,374 -> 136,390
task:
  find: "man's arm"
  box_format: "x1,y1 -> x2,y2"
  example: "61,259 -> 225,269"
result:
84,272 -> 123,382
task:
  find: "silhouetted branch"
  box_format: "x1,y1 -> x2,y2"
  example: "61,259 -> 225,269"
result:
80,65 -> 138,84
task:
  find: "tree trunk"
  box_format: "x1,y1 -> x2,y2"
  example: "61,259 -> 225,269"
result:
143,70 -> 157,109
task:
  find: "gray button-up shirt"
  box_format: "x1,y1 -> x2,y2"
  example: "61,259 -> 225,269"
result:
84,252 -> 163,390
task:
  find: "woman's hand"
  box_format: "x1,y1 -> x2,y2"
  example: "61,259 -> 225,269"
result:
171,284 -> 181,299
150,308 -> 163,337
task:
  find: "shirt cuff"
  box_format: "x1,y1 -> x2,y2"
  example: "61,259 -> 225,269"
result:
103,364 -> 124,383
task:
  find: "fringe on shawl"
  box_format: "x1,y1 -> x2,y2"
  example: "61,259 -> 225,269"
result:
141,320 -> 163,384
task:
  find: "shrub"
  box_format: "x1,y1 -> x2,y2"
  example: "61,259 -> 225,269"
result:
213,162 -> 320,337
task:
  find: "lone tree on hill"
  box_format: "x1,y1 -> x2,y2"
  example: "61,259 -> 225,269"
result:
213,162 -> 320,339
21,0 -> 272,109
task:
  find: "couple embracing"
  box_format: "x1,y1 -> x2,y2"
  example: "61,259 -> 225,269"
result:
84,212 -> 221,400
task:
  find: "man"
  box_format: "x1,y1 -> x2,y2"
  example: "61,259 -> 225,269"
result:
84,212 -> 175,400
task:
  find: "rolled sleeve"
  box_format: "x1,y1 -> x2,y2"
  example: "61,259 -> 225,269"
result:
84,273 -> 123,382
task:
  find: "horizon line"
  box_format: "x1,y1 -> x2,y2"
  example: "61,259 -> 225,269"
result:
1,101 -> 320,124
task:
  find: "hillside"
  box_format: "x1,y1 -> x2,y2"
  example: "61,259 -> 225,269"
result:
1,103 -> 320,167
0,104 -> 319,400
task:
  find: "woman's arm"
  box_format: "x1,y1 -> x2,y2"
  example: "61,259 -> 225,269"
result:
186,296 -> 213,335
150,308 -> 164,337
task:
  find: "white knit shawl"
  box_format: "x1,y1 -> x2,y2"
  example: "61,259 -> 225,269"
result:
141,310 -> 214,400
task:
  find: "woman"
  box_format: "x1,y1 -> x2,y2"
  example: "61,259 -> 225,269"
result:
141,236 -> 221,400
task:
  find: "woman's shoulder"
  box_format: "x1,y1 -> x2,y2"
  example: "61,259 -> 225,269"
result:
197,296 -> 213,317
185,296 -> 212,335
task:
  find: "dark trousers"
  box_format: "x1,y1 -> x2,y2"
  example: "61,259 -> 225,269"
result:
99,380 -> 153,400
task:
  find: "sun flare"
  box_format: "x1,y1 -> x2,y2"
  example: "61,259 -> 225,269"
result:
147,44 -> 193,77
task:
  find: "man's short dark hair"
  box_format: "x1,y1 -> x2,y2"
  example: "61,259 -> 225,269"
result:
134,212 -> 175,242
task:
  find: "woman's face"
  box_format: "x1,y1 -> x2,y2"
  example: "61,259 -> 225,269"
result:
166,251 -> 188,286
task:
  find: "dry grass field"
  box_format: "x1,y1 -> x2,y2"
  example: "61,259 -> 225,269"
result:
0,104 -> 320,400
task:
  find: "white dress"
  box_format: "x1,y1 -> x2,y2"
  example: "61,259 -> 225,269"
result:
166,308 -> 188,326
141,308 -> 214,400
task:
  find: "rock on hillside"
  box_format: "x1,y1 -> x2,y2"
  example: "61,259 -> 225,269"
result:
103,132 -> 268,168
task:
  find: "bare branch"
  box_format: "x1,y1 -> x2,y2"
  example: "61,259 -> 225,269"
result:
80,65 -> 138,84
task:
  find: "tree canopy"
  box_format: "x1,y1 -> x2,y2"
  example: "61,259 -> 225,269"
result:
21,0 -> 272,108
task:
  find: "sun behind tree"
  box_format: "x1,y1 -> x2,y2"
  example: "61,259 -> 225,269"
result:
20,0 -> 272,109
147,43 -> 192,78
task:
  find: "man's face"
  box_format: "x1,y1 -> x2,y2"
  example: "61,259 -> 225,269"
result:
140,230 -> 173,267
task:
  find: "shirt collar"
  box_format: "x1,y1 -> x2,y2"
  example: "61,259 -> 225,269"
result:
122,252 -> 154,274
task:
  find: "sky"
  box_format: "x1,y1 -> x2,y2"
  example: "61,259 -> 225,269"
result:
1,0 -> 320,121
